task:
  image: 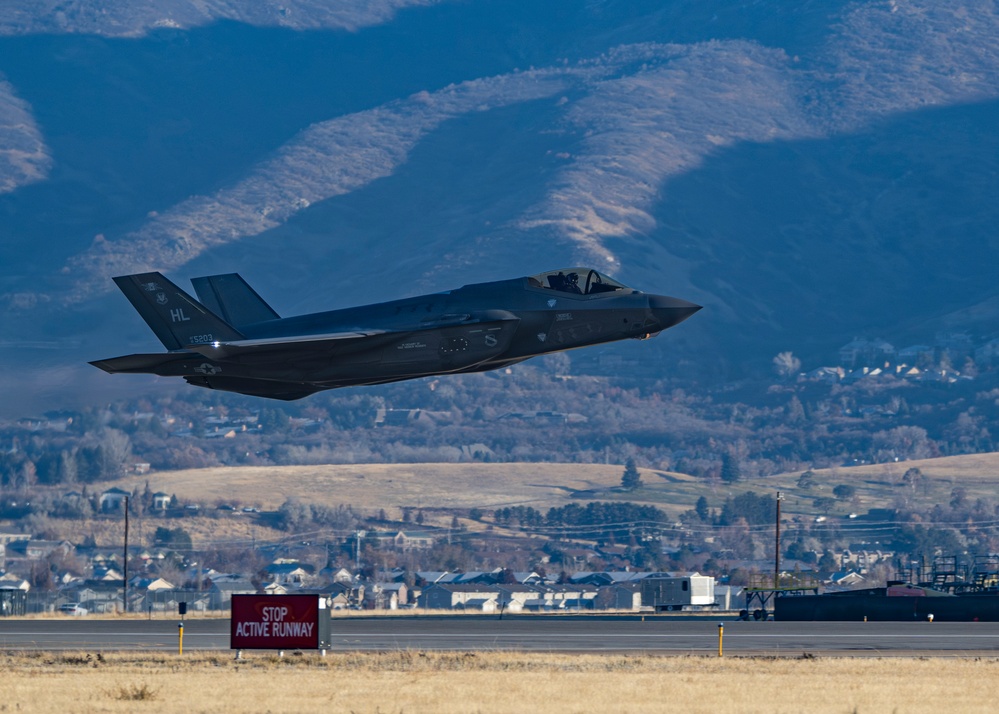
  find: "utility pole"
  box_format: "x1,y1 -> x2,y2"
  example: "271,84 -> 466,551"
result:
123,494 -> 130,614
774,491 -> 784,590
355,530 -> 366,573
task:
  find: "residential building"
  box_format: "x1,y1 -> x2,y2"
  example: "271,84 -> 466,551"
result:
99,487 -> 131,512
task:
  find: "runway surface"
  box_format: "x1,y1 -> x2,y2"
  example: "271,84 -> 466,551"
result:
3,617 -> 999,656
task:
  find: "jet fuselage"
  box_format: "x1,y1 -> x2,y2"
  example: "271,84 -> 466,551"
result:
91,268 -> 700,400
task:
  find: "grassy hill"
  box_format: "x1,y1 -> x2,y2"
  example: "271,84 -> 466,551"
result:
98,452 -> 999,522
101,463 -> 640,517
24,452 -> 993,550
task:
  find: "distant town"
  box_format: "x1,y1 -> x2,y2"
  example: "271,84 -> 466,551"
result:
2,331 -> 999,616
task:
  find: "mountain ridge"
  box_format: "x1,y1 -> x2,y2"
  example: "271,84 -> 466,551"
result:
0,0 -> 997,406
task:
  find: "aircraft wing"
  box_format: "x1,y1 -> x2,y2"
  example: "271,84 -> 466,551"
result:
184,311 -> 520,363
183,329 -> 391,360
90,352 -> 194,375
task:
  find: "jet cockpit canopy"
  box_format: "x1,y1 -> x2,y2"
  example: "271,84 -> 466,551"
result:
528,268 -> 627,295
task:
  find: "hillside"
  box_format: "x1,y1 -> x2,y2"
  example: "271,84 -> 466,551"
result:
95,451 -> 999,522
0,1 -> 998,411
98,462 -> 649,516
15,451 -> 992,556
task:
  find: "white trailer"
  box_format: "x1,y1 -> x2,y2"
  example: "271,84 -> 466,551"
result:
640,574 -> 716,611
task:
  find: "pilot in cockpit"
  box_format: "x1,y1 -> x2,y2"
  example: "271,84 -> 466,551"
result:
550,271 -> 582,294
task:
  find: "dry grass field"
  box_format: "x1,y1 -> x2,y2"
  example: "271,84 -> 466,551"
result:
2,651 -> 999,713
75,462 -> 665,548
97,462 -> 654,518
95,451 -> 999,519
766,451 -> 999,520
64,451 -> 999,549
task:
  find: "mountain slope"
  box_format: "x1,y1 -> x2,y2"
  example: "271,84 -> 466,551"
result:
0,0 -> 998,408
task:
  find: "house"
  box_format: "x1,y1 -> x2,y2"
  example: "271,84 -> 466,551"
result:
364,532 -> 398,549
561,549 -> 599,568
595,583 -> 643,611
319,566 -> 354,585
203,428 -> 239,439
99,487 -> 131,511
128,576 -> 175,592
80,596 -> 124,614
362,583 -> 400,610
0,529 -> 29,547
492,584 -> 550,611
143,589 -> 211,613
464,598 -> 498,613
328,591 -> 351,609
379,582 -> 408,607
7,539 -> 73,561
60,491 -> 86,505
92,566 -> 123,582
209,579 -> 257,609
374,408 -> 450,427
328,581 -> 364,608
416,571 -> 460,585
151,492 -> 172,511
394,531 -> 435,551
544,585 -> 598,610
799,366 -> 845,384
63,580 -> 124,613
264,561 -> 316,586
417,584 -> 502,610
570,571 -> 649,587
827,570 -> 866,588
0,573 -> 30,592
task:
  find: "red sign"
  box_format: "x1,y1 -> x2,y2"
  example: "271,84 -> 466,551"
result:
231,594 -> 322,650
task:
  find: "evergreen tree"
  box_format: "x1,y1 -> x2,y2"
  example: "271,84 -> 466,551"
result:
720,453 -> 741,483
695,496 -> 709,522
621,459 -> 642,490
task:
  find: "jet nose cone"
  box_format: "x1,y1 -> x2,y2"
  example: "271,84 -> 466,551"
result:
648,295 -> 702,330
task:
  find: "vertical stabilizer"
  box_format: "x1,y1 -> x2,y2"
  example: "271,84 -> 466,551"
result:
191,273 -> 281,326
113,272 -> 244,350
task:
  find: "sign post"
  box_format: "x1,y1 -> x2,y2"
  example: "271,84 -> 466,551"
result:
231,594 -> 330,652
178,601 -> 187,655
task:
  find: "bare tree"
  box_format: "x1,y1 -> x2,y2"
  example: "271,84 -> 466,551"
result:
97,428 -> 132,480
772,351 -> 801,379
16,460 -> 37,493
59,449 -> 78,485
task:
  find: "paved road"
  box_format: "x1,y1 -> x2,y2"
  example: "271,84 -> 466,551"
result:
3,617 -> 999,655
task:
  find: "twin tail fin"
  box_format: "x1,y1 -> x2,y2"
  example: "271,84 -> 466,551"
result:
112,272 -> 244,351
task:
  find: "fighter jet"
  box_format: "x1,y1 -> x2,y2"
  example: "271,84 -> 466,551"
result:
91,268 -> 700,400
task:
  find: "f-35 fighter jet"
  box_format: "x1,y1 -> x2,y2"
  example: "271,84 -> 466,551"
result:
91,268 -> 700,400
